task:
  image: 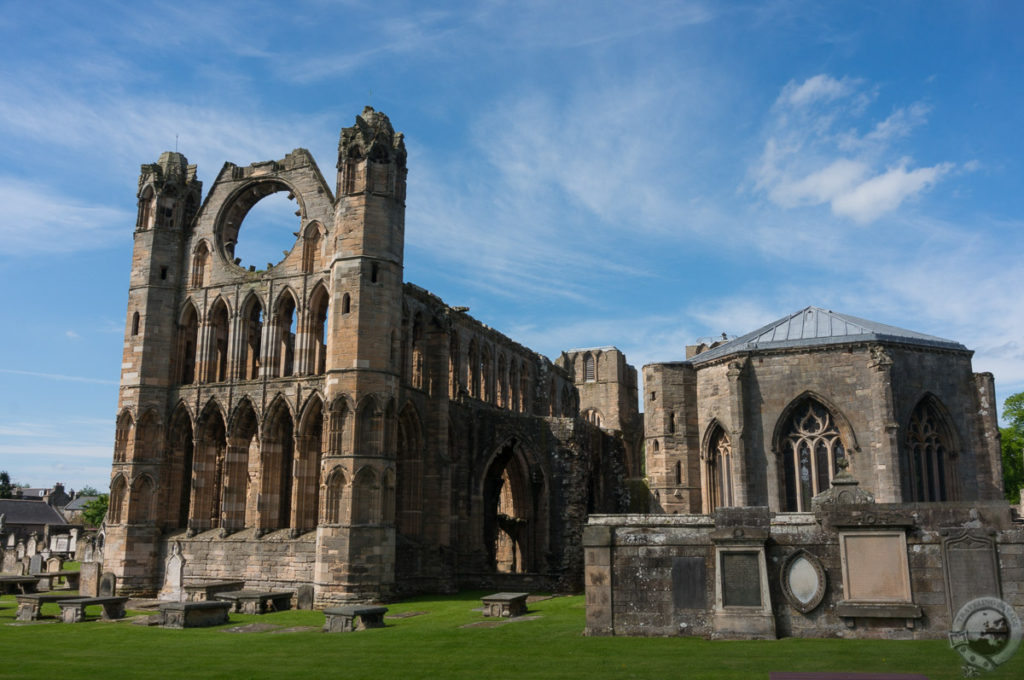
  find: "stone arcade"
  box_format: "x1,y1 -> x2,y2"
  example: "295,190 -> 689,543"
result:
585,307 -> 1022,639
103,108 -> 637,604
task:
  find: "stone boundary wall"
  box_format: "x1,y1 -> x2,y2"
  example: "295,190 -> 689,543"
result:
165,530 -> 316,592
585,503 -> 1024,640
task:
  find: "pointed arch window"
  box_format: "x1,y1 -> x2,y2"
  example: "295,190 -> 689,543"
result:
583,353 -> 596,382
190,242 -> 210,288
703,426 -> 733,512
905,399 -> 957,501
239,296 -> 263,380
131,312 -> 140,336
206,299 -> 230,383
301,223 -> 323,273
325,469 -> 347,524
781,399 -> 846,512
176,303 -> 199,385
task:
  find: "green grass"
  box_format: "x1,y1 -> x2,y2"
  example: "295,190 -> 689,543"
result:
1,591 -> 1021,679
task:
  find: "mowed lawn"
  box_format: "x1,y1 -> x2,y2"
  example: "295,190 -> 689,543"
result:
1,591 -> 1021,680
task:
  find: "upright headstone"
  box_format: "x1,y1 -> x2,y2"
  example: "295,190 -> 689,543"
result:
159,542 -> 185,601
79,562 -> 101,597
16,540 -> 25,560
671,556 -> 707,610
26,535 -> 37,557
99,571 -> 116,597
29,554 -> 42,575
1,549 -> 16,573
6,533 -> 14,548
296,584 -> 314,610
69,528 -> 78,554
82,543 -> 94,563
47,556 -> 63,573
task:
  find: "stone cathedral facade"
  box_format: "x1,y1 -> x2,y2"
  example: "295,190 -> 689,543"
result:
103,108 -> 635,602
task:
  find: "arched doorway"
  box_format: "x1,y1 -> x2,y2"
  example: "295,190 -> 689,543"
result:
482,438 -> 546,574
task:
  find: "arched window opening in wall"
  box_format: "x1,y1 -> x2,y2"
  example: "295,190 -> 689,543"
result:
109,476 -> 127,525
674,460 -> 682,486
652,439 -> 660,454
519,363 -> 529,413
134,410 -> 161,462
342,293 -> 351,315
176,302 -> 199,385
343,147 -> 362,194
293,397 -> 323,533
509,361 -> 520,413
114,411 -> 134,463
190,242 -> 210,288
352,467 -> 379,525
220,184 -> 302,270
128,475 -> 156,524
356,398 -> 382,456
668,412 -> 675,434
381,469 -> 396,524
780,399 -> 847,512
138,186 -> 155,231
905,398 -> 958,502
258,400 -> 294,531
274,292 -> 297,378
371,262 -> 380,283
131,312 -> 140,336
561,385 -> 574,417
584,408 -> 603,428
239,295 -> 263,380
307,285 -> 329,375
301,222 -> 323,273
396,406 -> 423,538
190,403 -> 227,532
411,314 -> 424,390
481,345 -> 493,403
325,468 -> 347,524
703,425 -> 733,513
328,397 -> 350,456
583,353 -> 596,382
206,299 -> 230,383
224,400 -> 258,532
449,331 -> 460,399
483,438 -> 546,575
497,355 -> 508,408
468,339 -> 480,399
167,404 -> 194,530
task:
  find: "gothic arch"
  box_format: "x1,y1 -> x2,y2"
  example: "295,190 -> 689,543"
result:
271,288 -> 299,378
700,419 -> 733,513
301,221 -> 325,273
238,292 -> 265,380
166,402 -> 194,529
134,409 -> 163,462
396,404 -> 424,538
480,436 -> 548,574
190,240 -> 212,288
902,394 -> 960,502
114,410 -> 134,463
352,466 -> 380,525
215,178 -> 309,266
175,300 -> 200,385
355,396 -> 382,457
191,400 -> 227,531
137,185 -> 155,231
773,394 -> 855,512
327,395 -> 353,456
205,296 -> 231,383
306,282 -> 330,375
128,474 -> 157,524
324,467 -> 348,524
109,474 -> 128,525
223,398 -> 259,531
258,396 -> 295,531
293,395 -> 325,533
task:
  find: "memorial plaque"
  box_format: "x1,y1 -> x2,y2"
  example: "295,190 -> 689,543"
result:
942,531 -> 1001,618
79,562 -> 100,597
721,551 -> 761,607
840,532 -> 911,602
780,550 -> 826,614
99,572 -> 116,596
672,556 -> 707,610
55,536 -> 68,553
46,557 -> 62,573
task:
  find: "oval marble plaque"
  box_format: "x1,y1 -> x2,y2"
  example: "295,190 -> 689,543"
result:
780,549 -> 826,614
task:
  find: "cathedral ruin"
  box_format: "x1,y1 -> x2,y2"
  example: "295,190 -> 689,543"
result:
103,108 -> 638,603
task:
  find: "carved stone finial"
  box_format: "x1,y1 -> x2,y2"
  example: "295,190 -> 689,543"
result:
812,457 -> 875,509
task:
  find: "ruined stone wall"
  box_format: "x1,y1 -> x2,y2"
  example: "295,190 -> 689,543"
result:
643,363 -> 699,514
585,503 -> 1024,640
169,531 -> 317,591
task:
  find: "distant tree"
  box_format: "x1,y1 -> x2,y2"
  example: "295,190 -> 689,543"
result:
81,494 -> 109,528
1002,391 -> 1024,502
77,485 -> 101,497
0,471 -> 12,498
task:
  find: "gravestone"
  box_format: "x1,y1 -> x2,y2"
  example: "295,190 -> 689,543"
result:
26,535 -> 37,557
79,562 -> 100,597
54,535 -> 69,553
780,550 -> 827,614
941,529 -> 1001,619
29,554 -> 42,575
2,549 -> 16,573
296,584 -> 314,610
6,533 -> 14,548
82,543 -> 94,563
159,542 -> 185,601
671,556 -> 707,610
16,540 -> 25,559
840,531 -> 911,602
721,552 -> 761,607
47,556 -> 62,573
99,572 -> 116,597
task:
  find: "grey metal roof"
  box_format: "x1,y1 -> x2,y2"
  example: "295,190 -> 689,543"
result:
0,499 -> 68,526
691,306 -> 966,364
63,496 -> 99,511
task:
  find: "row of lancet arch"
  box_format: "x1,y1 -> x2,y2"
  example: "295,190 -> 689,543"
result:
171,283 -> 332,384
660,393 -> 961,514
189,221 -> 327,287
110,392 -> 424,536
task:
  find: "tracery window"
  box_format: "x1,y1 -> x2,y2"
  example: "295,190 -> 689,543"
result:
583,353 -> 596,382
905,400 -> 957,501
781,400 -> 846,512
703,426 -> 733,512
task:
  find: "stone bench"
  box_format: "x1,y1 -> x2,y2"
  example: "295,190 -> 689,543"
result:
214,590 -> 294,615
159,600 -> 232,629
31,570 -> 80,591
58,596 -> 129,623
323,605 -> 389,633
15,593 -> 82,621
184,580 -> 246,602
0,575 -> 39,595
481,592 -> 529,618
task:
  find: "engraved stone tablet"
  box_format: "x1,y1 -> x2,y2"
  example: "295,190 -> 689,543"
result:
99,572 -> 116,597
672,556 -> 707,610
721,551 -> 761,607
297,584 -> 314,610
839,531 -> 911,602
29,554 -> 42,574
942,530 -> 1001,619
79,562 -> 100,597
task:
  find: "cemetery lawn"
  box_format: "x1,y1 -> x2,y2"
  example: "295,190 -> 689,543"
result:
2,591 -> 1021,680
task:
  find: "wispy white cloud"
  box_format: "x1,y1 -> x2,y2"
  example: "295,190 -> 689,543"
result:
831,160 -> 954,223
0,368 -> 119,385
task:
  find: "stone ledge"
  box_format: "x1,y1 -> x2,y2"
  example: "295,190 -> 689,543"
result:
835,601 -> 923,619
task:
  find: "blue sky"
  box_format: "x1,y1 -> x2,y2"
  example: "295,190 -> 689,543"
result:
1,1 -> 1022,491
